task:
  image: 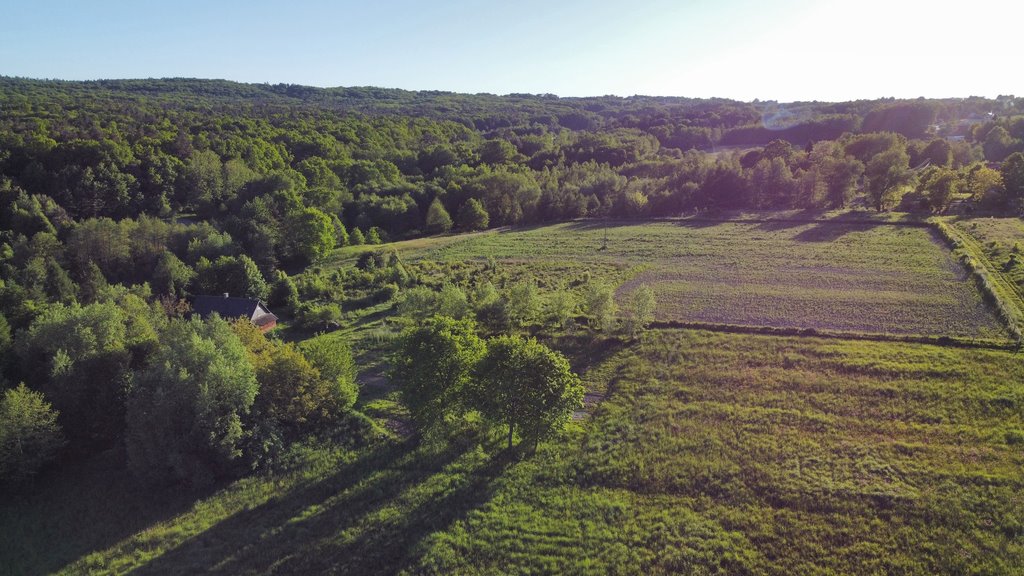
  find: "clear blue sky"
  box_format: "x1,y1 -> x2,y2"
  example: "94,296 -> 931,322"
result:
2,0 -> 1020,101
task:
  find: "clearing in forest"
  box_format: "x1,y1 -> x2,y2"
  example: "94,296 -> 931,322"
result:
429,219 -> 1006,340
24,331 -> 1021,574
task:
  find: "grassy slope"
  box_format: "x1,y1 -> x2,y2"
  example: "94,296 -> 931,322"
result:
413,331 -> 1024,575
428,220 -> 1005,339
952,217 -> 1024,300
938,218 -> 1024,342
5,331 -> 1021,575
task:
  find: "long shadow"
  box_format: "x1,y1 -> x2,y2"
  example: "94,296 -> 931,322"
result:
0,448 -> 213,576
672,218 -> 724,229
754,219 -> 812,232
792,212 -> 888,242
544,333 -> 628,375
265,452 -> 511,575
128,439 -> 508,575
793,221 -> 881,242
559,219 -> 654,233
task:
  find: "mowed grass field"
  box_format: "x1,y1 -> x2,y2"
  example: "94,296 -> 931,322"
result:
428,220 -> 1006,339
6,331 -> 1022,574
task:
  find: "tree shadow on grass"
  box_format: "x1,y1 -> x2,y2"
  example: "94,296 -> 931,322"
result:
0,447 -> 213,576
128,438 -> 510,575
560,220 -> 654,233
754,219 -> 812,232
793,220 -> 882,243
545,333 -> 629,375
672,218 -> 724,229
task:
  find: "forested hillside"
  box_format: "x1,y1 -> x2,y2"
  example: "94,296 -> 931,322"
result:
2,77 -> 1023,474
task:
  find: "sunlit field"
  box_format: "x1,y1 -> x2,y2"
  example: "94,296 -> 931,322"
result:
427,219 -> 1006,340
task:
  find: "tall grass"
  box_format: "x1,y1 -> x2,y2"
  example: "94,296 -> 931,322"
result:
932,220 -> 1024,343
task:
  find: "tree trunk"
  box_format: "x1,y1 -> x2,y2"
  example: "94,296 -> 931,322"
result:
507,421 -> 514,450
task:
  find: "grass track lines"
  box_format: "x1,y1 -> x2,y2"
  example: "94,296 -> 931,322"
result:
413,331 -> 1024,575
936,219 -> 1024,342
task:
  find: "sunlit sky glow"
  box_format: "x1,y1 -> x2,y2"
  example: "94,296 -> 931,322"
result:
2,0 -> 1021,102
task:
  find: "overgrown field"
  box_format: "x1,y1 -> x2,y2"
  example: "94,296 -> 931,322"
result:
3,218 -> 1019,575
412,330 -> 1024,574
5,331 -> 1022,574
953,217 -> 1024,294
426,219 -> 1006,339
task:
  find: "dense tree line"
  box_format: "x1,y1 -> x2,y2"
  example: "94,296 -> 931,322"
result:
2,79 -> 1023,262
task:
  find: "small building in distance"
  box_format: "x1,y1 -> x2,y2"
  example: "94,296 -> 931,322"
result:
191,294 -> 278,332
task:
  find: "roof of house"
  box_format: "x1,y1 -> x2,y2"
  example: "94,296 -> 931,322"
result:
191,295 -> 278,326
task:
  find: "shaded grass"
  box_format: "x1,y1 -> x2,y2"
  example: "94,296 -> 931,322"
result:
1,435 -> 510,576
4,331 -> 1022,574
0,448 -> 211,576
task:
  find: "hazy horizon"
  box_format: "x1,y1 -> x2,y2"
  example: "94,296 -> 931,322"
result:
3,73 -> 1016,104
2,0 -> 1022,102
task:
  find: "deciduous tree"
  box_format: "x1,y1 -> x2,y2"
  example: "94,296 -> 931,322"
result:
285,207 -> 335,264
456,198 -> 489,231
470,335 -> 583,450
126,317 -> 258,486
584,281 -> 618,332
624,284 -> 656,338
1002,152 -> 1024,200
391,316 -> 485,430
425,198 -> 453,234
0,383 -> 65,485
866,147 -> 914,211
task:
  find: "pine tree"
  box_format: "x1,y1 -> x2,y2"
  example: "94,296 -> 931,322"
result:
425,198 -> 453,234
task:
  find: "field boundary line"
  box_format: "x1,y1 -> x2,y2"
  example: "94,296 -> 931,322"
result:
647,320 -> 1016,351
567,215 -> 931,228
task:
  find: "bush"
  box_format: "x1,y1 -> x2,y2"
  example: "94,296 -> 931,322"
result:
397,285 -> 441,321
301,336 -> 359,411
0,383 -> 65,485
296,302 -> 343,331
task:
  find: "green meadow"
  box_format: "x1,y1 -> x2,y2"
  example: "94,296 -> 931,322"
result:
2,218 -> 1022,575
5,331 -> 1022,575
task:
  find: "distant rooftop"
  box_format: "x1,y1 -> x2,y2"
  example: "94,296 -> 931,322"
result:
191,294 -> 277,331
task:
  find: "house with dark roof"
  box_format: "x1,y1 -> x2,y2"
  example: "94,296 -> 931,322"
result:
191,294 -> 278,332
